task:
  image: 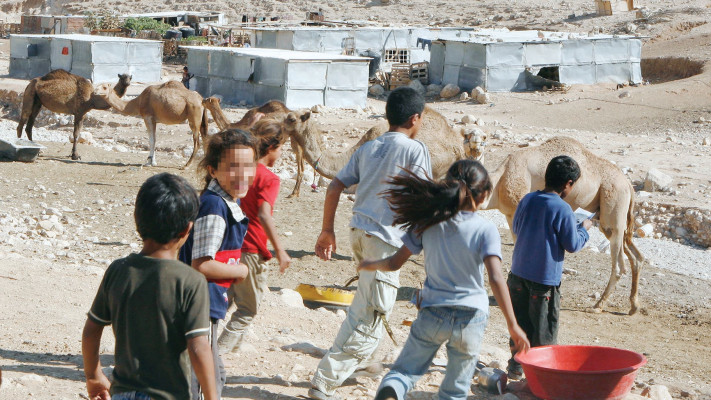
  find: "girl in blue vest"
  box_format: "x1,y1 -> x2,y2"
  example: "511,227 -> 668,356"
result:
180,128 -> 256,399
359,160 -> 530,400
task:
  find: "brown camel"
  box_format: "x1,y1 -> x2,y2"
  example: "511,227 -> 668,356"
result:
16,70 -> 132,160
97,81 -> 207,168
479,136 -> 645,315
282,106 -> 473,197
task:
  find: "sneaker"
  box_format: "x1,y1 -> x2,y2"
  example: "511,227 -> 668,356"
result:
308,387 -> 341,400
507,368 -> 524,381
375,386 -> 398,400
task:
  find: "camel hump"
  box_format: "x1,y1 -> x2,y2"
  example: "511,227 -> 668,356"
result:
257,100 -> 290,114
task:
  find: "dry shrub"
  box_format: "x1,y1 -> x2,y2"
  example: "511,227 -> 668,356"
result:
641,57 -> 704,84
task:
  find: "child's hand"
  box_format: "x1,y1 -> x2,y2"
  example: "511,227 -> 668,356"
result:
315,230 -> 337,261
86,372 -> 111,400
582,219 -> 593,230
509,324 -> 531,354
276,249 -> 291,273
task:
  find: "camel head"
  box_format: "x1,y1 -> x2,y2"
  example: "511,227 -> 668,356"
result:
117,73 -> 132,87
462,127 -> 486,161
283,110 -> 312,140
203,96 -> 221,108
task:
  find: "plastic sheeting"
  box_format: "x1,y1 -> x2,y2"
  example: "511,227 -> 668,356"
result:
185,47 -> 369,108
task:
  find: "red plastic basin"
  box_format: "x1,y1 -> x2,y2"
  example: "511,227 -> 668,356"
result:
514,345 -> 647,400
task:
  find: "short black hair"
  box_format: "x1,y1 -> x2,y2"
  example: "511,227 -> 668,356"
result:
545,155 -> 581,192
385,87 -> 425,126
134,173 -> 199,244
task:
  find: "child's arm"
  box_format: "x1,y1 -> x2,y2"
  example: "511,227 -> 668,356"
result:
81,319 -> 111,400
192,257 -> 249,282
187,335 -> 218,400
484,255 -> 531,354
358,246 -> 412,272
257,201 -> 291,273
315,178 -> 347,261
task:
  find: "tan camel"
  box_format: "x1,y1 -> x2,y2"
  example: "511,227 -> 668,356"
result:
97,81 -> 207,168
283,106 -> 475,197
478,136 -> 645,315
202,97 -> 288,130
16,70 -> 132,160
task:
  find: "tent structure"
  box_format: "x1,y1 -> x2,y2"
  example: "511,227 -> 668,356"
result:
9,34 -> 162,83
185,46 -> 370,108
429,30 -> 643,92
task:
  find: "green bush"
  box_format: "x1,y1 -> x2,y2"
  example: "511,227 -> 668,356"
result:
122,17 -> 172,36
180,36 -> 207,43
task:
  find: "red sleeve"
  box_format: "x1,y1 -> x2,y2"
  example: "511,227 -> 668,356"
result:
256,176 -> 280,208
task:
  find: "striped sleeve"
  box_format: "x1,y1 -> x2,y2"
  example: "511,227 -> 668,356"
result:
192,214 -> 227,260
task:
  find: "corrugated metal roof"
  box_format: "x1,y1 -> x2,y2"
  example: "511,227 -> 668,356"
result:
183,46 -> 370,61
9,34 -> 162,43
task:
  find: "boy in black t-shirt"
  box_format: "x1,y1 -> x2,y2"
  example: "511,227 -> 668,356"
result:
82,173 -> 217,400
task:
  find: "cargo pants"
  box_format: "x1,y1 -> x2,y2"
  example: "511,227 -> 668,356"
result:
311,228 -> 400,396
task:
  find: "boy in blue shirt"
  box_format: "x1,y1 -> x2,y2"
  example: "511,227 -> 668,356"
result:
506,155 -> 592,380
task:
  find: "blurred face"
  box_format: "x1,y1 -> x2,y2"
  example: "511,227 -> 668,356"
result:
209,147 -> 256,199
262,144 -> 283,168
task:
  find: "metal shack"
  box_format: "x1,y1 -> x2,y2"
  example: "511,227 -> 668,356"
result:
185,46 -> 370,108
244,26 -> 476,71
429,30 -> 642,92
9,34 -> 162,83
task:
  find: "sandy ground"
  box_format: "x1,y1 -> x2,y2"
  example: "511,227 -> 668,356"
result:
1,1 -> 711,399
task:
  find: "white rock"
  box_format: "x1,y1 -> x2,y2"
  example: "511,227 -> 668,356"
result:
407,79 -> 426,95
461,115 -> 477,124
644,168 -> 673,192
281,341 -> 327,357
440,83 -> 460,99
19,373 -> 45,383
336,309 -> 347,320
619,91 -> 631,99
459,92 -> 469,101
703,137 -> 711,146
38,220 -> 55,231
425,83 -> 443,96
644,385 -> 672,400
368,84 -> 385,96
278,288 -> 304,308
114,145 -> 129,153
311,104 -> 324,113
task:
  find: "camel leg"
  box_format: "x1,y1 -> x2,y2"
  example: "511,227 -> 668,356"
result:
183,128 -> 200,170
144,117 -> 158,167
21,99 -> 43,141
70,114 -> 85,160
592,230 -> 625,313
288,137 -> 303,198
623,239 -> 642,315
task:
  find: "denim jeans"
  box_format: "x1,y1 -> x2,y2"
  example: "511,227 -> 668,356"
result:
112,392 -> 151,400
311,228 -> 400,396
379,306 -> 488,400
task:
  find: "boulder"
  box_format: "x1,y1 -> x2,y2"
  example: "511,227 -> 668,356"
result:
440,83 -> 460,99
407,79 -> 426,95
368,84 -> 385,96
644,168 -> 673,192
278,288 -> 304,308
425,83 -> 443,97
461,115 -> 477,124
472,86 -> 490,104
311,104 -> 324,113
459,92 -> 470,101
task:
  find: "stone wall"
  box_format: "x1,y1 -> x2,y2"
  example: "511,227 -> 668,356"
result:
635,201 -> 711,248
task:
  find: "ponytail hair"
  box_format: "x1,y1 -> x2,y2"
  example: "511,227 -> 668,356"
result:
383,160 -> 492,234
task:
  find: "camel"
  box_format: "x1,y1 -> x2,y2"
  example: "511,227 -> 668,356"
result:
202,97 -> 288,130
474,136 -> 645,315
282,106 -> 480,197
97,80 -> 207,168
16,70 -> 132,160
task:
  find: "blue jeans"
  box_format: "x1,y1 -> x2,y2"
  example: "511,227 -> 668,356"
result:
379,306 -> 488,400
112,392 -> 151,400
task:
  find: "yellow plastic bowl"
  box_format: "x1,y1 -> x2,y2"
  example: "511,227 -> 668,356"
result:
296,283 -> 355,307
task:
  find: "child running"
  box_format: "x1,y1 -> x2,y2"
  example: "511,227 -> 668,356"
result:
218,119 -> 292,353
359,160 -> 530,400
82,173 -> 217,400
179,129 -> 257,399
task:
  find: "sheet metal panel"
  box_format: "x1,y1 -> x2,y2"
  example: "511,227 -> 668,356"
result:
594,39 -> 629,63
194,76 -> 210,97
461,42 -> 486,68
287,62 -> 328,89
325,89 -> 366,108
444,41 -> 465,66
327,62 -> 368,90
231,54 -> 255,81
208,77 -> 237,102
292,30 -> 324,52
276,31 -> 294,50
209,50 -> 235,79
442,64 -> 460,85
485,43 -> 525,67
92,64 -> 135,83
50,38 -> 72,71
319,30 -> 350,52
91,41 -> 127,64
187,48 -> 210,76
286,89 -> 324,108
9,58 -> 51,78
559,64 -> 596,85
561,40 -> 594,65
258,31 -> 278,48
128,42 -> 161,64
10,36 -> 51,59
524,42 -> 561,66
485,67 -> 527,92
354,29 -> 383,51
10,36 -> 31,58
71,40 -> 91,64
126,63 -> 160,83
255,84 -> 286,106
429,42 -> 446,84
596,62 -> 631,84
457,66 -> 486,92
629,39 -> 642,62
631,62 -> 642,83
253,58 -> 286,86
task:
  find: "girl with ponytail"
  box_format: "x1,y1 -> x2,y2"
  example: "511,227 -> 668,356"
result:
361,159 -> 530,400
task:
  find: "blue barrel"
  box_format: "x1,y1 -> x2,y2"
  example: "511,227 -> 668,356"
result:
179,27 -> 195,38
164,29 -> 182,40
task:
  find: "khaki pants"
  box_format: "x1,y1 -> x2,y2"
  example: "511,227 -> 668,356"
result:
311,228 -> 400,396
217,252 -> 269,353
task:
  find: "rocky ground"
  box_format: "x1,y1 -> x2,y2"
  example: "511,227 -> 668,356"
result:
1,1 -> 711,399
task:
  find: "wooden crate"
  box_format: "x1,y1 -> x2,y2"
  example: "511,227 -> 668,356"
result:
410,61 -> 429,84
389,63 -> 411,89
